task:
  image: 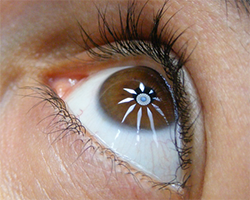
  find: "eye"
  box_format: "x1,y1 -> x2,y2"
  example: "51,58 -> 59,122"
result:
44,1 -> 205,195
99,66 -> 175,129
65,64 -> 182,183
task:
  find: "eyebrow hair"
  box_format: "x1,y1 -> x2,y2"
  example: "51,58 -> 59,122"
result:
226,0 -> 250,14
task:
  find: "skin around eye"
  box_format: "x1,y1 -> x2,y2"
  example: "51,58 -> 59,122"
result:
1,0 -> 250,199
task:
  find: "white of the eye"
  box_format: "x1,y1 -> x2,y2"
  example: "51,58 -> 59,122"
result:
65,66 -> 182,183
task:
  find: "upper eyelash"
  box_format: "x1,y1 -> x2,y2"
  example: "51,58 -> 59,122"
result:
74,0 -> 194,187
76,1 -> 189,75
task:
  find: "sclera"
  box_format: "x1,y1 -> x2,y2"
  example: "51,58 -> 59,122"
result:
65,66 -> 182,183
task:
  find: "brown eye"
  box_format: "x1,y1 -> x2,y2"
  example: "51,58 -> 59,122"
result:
65,62 -> 203,185
99,66 -> 175,130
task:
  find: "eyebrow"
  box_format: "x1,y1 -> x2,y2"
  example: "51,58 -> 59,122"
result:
239,0 -> 250,11
226,0 -> 250,14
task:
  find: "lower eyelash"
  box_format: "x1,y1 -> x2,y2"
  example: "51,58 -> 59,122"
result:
23,84 -> 187,193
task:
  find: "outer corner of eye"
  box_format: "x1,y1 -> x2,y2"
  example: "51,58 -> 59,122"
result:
48,57 -> 205,198
182,67 -> 206,199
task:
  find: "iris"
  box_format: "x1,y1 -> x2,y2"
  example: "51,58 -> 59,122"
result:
99,66 -> 175,130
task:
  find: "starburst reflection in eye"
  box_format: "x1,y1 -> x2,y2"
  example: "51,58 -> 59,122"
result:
66,66 -> 182,183
118,82 -> 166,145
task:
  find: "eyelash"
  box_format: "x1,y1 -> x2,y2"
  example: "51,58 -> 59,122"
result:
26,1 -> 195,192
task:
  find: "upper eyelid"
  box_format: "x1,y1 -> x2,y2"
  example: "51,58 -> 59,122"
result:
39,2 -> 194,80
70,2 -> 193,74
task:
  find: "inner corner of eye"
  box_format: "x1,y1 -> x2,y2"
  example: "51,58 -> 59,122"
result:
47,75 -> 87,99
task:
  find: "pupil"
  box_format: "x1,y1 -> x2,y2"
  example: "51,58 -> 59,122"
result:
136,93 -> 151,106
141,96 -> 146,102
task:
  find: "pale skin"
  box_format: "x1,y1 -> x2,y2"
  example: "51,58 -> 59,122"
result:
0,0 -> 250,199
